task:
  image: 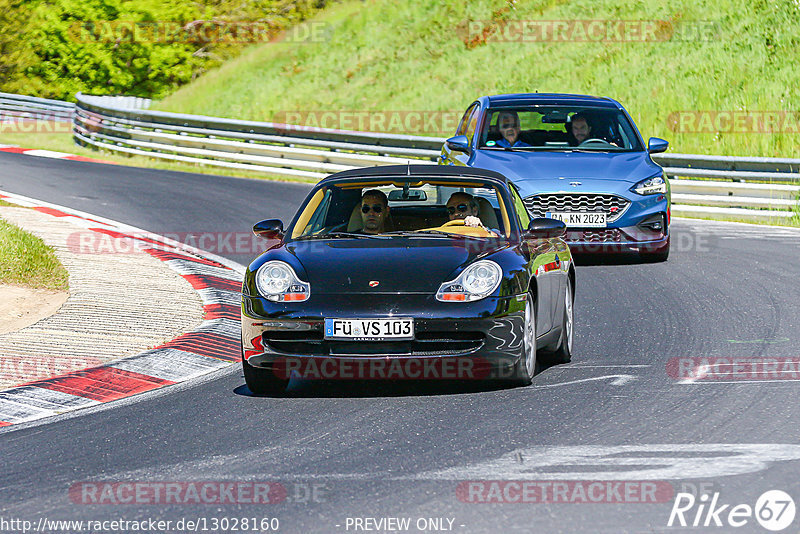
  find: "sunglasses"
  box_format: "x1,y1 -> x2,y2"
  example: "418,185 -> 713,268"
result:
447,204 -> 470,215
361,204 -> 383,214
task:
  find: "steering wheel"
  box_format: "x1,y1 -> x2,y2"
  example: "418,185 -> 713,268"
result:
442,219 -> 466,227
578,138 -> 613,147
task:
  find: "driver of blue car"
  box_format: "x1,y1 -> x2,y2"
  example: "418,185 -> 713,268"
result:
568,112 -> 592,145
495,111 -> 531,148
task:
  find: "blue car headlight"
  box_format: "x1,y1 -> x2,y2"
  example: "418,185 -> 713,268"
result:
436,260 -> 502,302
255,261 -> 310,302
631,174 -> 667,195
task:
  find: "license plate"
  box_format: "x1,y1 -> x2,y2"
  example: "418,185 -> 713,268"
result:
545,211 -> 607,227
324,318 -> 413,341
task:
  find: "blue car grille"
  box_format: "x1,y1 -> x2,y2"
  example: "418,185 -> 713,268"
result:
567,229 -> 624,242
523,194 -> 630,223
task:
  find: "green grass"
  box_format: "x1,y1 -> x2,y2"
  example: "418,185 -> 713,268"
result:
0,215 -> 69,290
0,128 -> 316,184
792,190 -> 800,225
156,0 -> 800,158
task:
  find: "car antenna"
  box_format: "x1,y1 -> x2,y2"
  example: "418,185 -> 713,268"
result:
406,161 -> 411,176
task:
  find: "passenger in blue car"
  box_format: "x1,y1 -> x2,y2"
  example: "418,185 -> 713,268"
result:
495,111 -> 531,148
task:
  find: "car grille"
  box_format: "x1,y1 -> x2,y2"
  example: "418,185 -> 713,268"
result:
524,194 -> 630,223
263,331 -> 484,357
567,229 -> 625,243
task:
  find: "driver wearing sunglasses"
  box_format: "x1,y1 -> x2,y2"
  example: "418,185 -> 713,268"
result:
445,192 -> 498,236
446,192 -> 480,221
359,189 -> 390,234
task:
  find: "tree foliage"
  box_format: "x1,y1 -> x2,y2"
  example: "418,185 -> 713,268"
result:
0,0 -> 328,100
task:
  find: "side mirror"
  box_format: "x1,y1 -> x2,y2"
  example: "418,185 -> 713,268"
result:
445,135 -> 472,155
523,218 -> 567,239
253,219 -> 284,240
648,137 -> 669,154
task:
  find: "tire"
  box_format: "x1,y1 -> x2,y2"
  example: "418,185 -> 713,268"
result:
242,357 -> 289,395
640,237 -> 670,263
542,280 -> 574,366
511,292 -> 538,386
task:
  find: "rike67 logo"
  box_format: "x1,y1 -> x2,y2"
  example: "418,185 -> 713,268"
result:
668,490 -> 796,531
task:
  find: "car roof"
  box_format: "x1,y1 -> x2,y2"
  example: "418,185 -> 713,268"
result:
321,164 -> 511,187
482,93 -> 622,109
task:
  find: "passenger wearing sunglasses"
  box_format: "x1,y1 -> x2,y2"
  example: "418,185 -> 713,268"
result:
359,189 -> 390,234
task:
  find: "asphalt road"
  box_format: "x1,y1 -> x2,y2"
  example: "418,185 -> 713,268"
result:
2,151 -> 800,533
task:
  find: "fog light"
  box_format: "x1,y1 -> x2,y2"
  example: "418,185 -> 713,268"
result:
639,213 -> 666,232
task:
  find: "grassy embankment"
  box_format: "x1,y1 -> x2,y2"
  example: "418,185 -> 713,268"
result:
157,0 -> 800,160
0,203 -> 69,290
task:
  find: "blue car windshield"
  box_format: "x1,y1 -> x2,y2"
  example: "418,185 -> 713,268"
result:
479,106 -> 643,151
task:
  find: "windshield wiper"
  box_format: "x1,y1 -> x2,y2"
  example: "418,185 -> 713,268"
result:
389,230 -> 497,239
387,230 -> 455,237
481,146 -> 531,152
296,232 -> 385,240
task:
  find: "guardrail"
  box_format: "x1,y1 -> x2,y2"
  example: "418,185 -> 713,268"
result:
2,92 -> 798,222
0,92 -> 74,121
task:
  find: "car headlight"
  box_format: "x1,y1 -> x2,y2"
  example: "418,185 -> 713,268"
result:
632,174 -> 667,195
436,260 -> 502,302
255,261 -> 310,302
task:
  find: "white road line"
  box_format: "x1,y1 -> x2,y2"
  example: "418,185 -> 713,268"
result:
566,364 -> 652,368
405,444 -> 800,481
680,379 -> 800,385
533,375 -> 637,387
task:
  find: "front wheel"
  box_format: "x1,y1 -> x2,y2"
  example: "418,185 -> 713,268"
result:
541,280 -> 574,366
511,293 -> 538,385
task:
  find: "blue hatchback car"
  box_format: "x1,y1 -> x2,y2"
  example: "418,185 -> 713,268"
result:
440,93 -> 670,260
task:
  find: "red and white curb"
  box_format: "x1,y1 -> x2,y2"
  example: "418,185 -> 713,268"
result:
0,143 -> 114,164
0,190 -> 245,427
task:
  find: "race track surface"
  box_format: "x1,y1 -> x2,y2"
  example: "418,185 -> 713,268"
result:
2,152 -> 800,533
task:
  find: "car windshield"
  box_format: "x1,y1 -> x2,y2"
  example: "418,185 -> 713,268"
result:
479,105 -> 643,151
289,178 -> 512,239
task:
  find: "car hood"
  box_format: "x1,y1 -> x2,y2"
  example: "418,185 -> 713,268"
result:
281,237 -> 508,294
471,149 -> 661,195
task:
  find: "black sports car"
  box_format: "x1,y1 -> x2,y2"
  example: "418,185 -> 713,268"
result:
241,165 -> 575,393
